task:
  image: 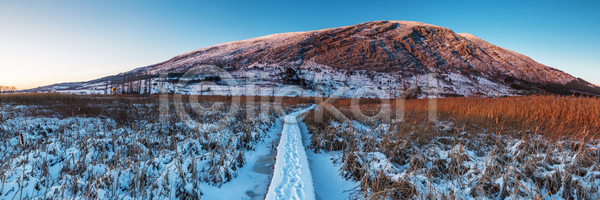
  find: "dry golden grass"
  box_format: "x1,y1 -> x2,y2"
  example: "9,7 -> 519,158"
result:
0,92 -> 82,104
0,93 -> 313,121
438,95 -> 600,139
5,93 -> 595,139
312,95 -> 600,140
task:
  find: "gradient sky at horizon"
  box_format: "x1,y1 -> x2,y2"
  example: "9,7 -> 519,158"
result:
1,0 -> 599,89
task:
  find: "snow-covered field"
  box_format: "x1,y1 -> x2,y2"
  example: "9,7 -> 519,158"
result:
0,99 -> 290,199
304,112 -> 600,200
1,94 -> 599,200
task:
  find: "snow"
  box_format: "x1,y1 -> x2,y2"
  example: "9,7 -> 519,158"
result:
265,105 -> 317,200
199,117 -> 284,200
308,118 -> 600,199
2,98 -> 599,199
44,62 -> 524,98
305,152 -> 359,200
297,122 -> 360,200
0,102 -> 280,199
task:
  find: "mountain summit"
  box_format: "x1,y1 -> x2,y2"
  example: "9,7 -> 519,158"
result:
30,20 -> 600,97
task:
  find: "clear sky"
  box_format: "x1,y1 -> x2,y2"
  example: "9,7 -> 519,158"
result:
1,0 -> 599,89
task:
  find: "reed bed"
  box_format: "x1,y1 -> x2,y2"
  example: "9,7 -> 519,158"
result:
320,95 -> 600,139
438,95 -> 600,139
305,95 -> 600,199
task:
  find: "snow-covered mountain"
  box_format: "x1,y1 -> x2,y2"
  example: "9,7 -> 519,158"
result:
28,20 -> 600,97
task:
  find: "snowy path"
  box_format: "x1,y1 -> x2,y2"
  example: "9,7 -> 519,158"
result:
265,105 -> 317,200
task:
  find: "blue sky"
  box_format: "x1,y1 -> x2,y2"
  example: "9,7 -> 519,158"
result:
1,0 -> 599,89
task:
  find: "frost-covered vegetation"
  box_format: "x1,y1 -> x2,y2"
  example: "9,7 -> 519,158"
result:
0,94 -> 315,199
1,93 -> 599,200
305,97 -> 600,200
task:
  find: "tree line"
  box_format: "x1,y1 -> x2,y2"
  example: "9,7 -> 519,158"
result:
0,85 -> 17,93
